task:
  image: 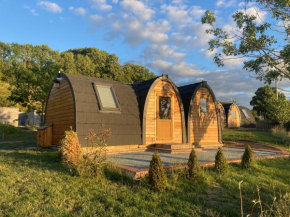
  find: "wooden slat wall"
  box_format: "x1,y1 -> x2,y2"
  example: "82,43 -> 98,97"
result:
45,79 -> 75,145
190,87 -> 219,145
217,103 -> 226,129
145,80 -> 182,144
228,104 -> 241,128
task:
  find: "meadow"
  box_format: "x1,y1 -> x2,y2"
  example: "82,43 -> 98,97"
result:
0,129 -> 289,216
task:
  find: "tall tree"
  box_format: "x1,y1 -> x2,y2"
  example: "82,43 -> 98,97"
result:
250,85 -> 286,118
201,0 -> 290,82
123,63 -> 156,82
1,43 -> 60,123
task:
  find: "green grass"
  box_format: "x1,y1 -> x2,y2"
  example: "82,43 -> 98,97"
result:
0,129 -> 289,216
0,128 -> 36,142
222,128 -> 289,151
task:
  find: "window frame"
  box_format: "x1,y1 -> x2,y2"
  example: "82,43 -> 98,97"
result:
232,110 -> 236,119
93,83 -> 121,113
199,98 -> 207,114
242,109 -> 250,119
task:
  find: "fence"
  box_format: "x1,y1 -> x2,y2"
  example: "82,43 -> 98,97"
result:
256,121 -> 276,131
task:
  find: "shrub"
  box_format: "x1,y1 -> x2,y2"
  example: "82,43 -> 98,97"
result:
274,193 -> 290,217
59,128 -> 83,175
271,126 -> 287,138
214,147 -> 228,175
0,123 -> 17,139
283,133 -> 290,149
81,128 -> 111,177
241,145 -> 255,169
148,151 -> 167,191
187,149 -> 201,181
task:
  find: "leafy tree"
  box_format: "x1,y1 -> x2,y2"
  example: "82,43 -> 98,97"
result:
123,63 -> 156,82
265,97 -> 290,126
241,145 -> 255,168
1,43 -> 60,124
201,0 -> 290,82
250,85 -> 286,118
148,151 -> 167,191
58,52 -> 77,74
214,147 -> 228,175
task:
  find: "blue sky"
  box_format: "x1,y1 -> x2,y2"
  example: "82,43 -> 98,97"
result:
0,0 -> 289,107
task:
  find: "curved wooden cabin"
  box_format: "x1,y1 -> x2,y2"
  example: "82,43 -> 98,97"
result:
239,106 -> 256,128
178,81 -> 222,147
221,102 -> 241,128
44,73 -> 186,146
134,74 -> 186,145
217,102 -> 226,129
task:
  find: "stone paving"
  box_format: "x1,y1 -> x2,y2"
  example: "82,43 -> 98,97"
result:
107,147 -> 282,170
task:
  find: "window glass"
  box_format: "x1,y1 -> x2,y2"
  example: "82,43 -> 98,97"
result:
232,111 -> 236,119
96,85 -> 118,109
242,109 -> 250,119
200,98 -> 207,114
159,96 -> 171,119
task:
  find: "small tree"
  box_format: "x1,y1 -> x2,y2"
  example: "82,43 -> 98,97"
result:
214,147 -> 228,175
0,123 -> 17,139
187,149 -> 201,181
148,151 -> 167,191
241,145 -> 255,169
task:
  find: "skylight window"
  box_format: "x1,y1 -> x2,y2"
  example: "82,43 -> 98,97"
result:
93,84 -> 120,112
242,109 -> 250,119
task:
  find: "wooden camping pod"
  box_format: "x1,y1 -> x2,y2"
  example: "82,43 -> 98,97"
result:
43,73 -> 186,147
221,102 -> 242,128
178,81 -> 222,147
239,106 -> 256,127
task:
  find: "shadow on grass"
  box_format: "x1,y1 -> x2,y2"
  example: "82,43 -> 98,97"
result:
0,149 -> 68,174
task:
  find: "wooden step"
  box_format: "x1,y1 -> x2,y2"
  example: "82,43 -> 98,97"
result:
148,143 -> 205,154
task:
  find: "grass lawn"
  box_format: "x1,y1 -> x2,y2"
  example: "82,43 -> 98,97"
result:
0,129 -> 289,216
222,128 -> 289,151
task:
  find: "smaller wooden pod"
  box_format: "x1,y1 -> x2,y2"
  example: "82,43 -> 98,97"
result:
217,102 -> 226,129
239,106 -> 256,127
221,102 -> 241,128
179,81 -> 222,146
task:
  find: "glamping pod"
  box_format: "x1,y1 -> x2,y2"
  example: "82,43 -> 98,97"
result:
221,102 -> 241,128
217,102 -> 226,129
239,106 -> 256,128
133,74 -> 186,145
44,73 -> 186,147
178,81 -> 222,147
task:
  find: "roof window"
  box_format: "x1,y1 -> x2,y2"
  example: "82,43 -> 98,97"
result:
93,84 -> 120,112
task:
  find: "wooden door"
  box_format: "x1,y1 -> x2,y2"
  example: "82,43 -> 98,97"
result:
156,95 -> 173,141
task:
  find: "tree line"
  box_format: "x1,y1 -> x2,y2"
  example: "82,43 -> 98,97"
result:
0,42 -> 156,119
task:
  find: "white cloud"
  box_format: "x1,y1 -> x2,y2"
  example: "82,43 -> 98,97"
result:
90,0 -> 112,11
190,6 -> 206,20
24,5 -> 39,16
37,1 -> 62,13
216,0 -> 236,8
161,4 -> 191,25
69,7 -> 86,15
88,14 -> 103,27
112,0 -> 118,3
121,0 -> 155,21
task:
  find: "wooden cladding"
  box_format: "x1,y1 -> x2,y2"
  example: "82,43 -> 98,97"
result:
45,78 -> 75,145
190,87 -> 219,146
145,80 -> 183,145
227,104 -> 241,128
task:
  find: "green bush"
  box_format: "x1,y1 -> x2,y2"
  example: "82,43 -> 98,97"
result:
148,151 -> 167,191
273,193 -> 290,217
0,123 -> 17,139
187,149 -> 201,181
214,147 -> 228,175
241,145 -> 255,169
